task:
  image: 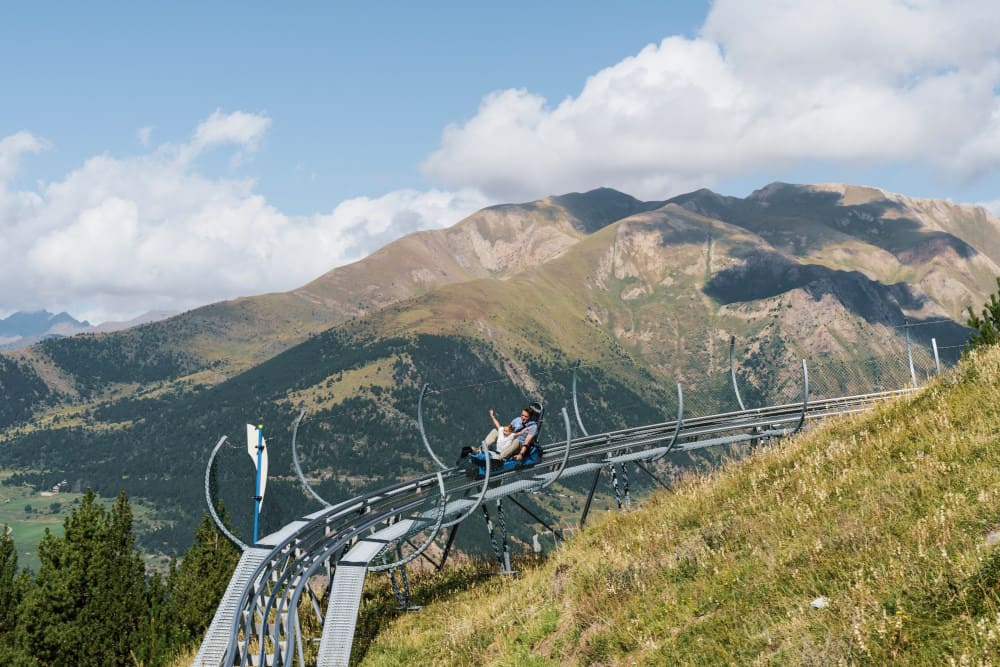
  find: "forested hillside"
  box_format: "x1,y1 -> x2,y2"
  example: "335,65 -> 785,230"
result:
0,491 -> 239,666
0,183 -> 989,559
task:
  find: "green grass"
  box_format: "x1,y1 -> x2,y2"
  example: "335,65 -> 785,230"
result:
359,344 -> 1000,665
0,473 -> 167,573
0,473 -> 85,572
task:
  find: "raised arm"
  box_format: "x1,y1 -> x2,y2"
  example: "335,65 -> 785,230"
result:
489,408 -> 502,431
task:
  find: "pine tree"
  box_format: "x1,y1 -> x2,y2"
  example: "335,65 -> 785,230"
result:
0,524 -> 19,637
165,507 -> 241,648
17,488 -> 148,667
966,277 -> 1000,349
0,524 -> 33,665
135,569 -> 172,667
92,490 -> 148,664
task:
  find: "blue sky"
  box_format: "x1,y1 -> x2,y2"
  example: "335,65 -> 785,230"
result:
2,2 -> 705,213
3,1 -> 1000,322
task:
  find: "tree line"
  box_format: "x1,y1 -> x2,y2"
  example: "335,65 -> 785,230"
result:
0,489 -> 238,666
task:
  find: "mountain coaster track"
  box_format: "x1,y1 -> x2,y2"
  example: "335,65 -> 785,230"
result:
195,341 -> 923,667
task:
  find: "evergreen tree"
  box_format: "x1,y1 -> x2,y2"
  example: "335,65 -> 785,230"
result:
91,490 -> 147,663
966,277 -> 1000,349
0,524 -> 33,665
135,569 -> 172,667
165,507 -> 240,648
17,488 -> 148,667
0,524 -> 19,637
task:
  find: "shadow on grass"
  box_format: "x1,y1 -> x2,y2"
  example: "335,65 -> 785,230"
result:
348,553 -> 547,665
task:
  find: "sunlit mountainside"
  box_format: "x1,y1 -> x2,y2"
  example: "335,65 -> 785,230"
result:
0,182 -> 990,557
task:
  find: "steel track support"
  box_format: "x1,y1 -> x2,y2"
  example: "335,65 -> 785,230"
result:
482,504 -> 504,570
579,468 -> 602,529
496,499 -> 515,575
436,523 -> 460,571
507,495 -> 564,543
905,319 -> 917,388
729,335 -> 747,411
634,461 -> 671,490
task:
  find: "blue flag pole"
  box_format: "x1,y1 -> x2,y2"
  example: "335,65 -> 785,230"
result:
253,424 -> 263,543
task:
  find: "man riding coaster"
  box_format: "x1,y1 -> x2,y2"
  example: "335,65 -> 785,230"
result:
458,403 -> 542,477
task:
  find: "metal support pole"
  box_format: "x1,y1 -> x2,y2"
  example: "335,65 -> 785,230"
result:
634,461 -> 671,490
482,504 -> 504,569
396,551 -> 418,610
579,469 -> 602,529
729,335 -> 747,411
572,360 -> 590,437
904,319 -> 917,388
621,463 -> 631,509
609,463 -> 624,510
306,583 -> 324,623
253,424 -> 264,544
294,611 -> 305,667
436,524 -> 460,571
932,337 -> 941,374
497,499 -> 514,575
507,496 -> 564,543
404,538 -> 445,571
387,567 -> 407,610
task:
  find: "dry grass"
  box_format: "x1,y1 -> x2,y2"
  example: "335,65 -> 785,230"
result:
360,344 -> 1000,665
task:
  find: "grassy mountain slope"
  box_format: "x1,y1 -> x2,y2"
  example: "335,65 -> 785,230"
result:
0,182 -> 990,420
0,190 -> 624,426
360,344 -> 1000,666
0,182 -> 988,557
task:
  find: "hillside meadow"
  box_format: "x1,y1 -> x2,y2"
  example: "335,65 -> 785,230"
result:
350,344 -> 1000,665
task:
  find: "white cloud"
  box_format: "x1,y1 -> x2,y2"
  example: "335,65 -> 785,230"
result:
12,1 -> 1000,324
192,109 -> 270,151
979,199 -> 1000,217
0,131 -> 49,183
423,0 -> 1000,201
172,109 -> 272,166
0,116 -> 491,323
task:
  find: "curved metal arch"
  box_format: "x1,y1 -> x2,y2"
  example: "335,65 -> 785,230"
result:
290,410 -> 332,508
368,472 -> 448,572
212,378 -> 915,665
729,335 -> 748,411
648,383 -> 683,463
418,383 -> 450,470
441,446 -> 495,529
238,476 -> 445,666
204,435 -> 249,552
254,504 -> 416,667
571,361 -> 590,437
261,480 -> 459,665
538,408 -> 573,490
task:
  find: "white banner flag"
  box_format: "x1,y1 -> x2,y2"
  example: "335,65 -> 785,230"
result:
246,424 -> 269,502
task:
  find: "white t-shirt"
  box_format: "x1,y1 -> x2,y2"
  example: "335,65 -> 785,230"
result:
491,427 -> 517,459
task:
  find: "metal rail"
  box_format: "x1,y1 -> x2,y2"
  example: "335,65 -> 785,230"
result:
198,382 -> 915,667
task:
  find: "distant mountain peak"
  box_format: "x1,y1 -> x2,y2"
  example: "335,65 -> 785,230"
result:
0,310 -> 90,338
549,187 -> 665,233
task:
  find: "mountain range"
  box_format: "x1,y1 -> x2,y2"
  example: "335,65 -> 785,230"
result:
0,182 -> 991,554
0,310 -> 174,352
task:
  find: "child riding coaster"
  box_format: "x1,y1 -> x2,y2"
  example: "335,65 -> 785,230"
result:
458,403 -> 544,478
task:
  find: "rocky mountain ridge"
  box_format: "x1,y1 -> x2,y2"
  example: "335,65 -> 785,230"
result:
0,310 -> 175,352
0,181 -> 991,553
